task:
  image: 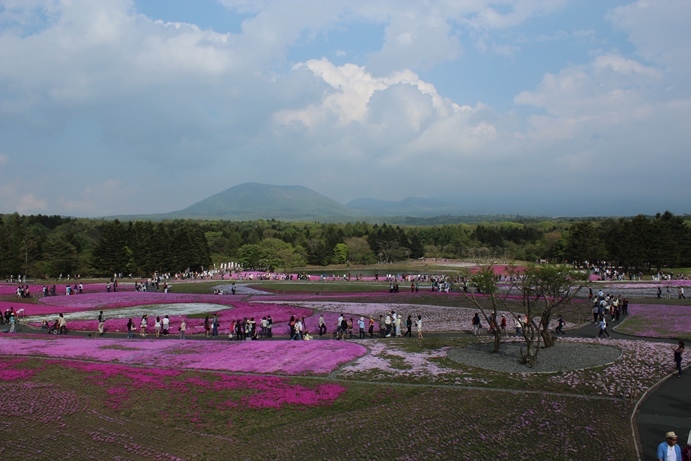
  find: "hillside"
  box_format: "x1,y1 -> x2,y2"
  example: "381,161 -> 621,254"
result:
166,183 -> 356,221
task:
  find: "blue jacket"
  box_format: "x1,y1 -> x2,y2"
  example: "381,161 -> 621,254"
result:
657,442 -> 682,460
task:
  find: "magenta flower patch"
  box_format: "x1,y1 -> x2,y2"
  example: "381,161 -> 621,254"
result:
0,336 -> 367,375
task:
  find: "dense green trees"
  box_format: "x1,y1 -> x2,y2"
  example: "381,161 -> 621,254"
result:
1,211 -> 689,279
561,212 -> 691,271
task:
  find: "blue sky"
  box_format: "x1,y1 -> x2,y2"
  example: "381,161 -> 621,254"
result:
0,0 -> 689,217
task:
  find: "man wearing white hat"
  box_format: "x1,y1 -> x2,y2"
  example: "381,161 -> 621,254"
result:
657,431 -> 681,461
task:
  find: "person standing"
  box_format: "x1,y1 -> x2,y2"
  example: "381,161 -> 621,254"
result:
140,315 -> 148,337
154,316 -> 161,338
179,319 -> 187,339
672,341 -> 685,378
515,316 -> 524,337
162,315 -> 170,336
97,311 -> 105,335
368,316 -> 375,338
657,431 -> 682,461
204,316 -> 211,337
212,314 -> 219,337
416,315 -> 423,338
318,314 -> 326,337
58,313 -> 67,334
358,317 -> 366,339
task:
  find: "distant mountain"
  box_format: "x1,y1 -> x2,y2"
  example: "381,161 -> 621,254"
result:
347,196 -> 457,216
108,183 -> 549,223
166,183 -> 355,221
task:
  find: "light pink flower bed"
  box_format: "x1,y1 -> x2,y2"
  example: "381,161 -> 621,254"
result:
271,302 -> 573,333
0,336 -> 366,375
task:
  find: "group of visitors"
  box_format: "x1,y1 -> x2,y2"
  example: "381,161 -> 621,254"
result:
124,314 -> 171,339
41,313 -> 66,334
472,312 -> 529,337
15,285 -> 32,298
1,308 -> 19,332
378,311 -> 423,339
230,316 -> 273,340
64,283 -> 83,295
590,290 -> 628,323
42,285 -> 58,296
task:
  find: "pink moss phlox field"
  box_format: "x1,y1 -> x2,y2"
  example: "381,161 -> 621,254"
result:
0,379 -> 88,424
0,356 -> 345,411
0,357 -> 37,381
0,336 -> 366,375
620,304 -> 691,338
178,374 -> 345,409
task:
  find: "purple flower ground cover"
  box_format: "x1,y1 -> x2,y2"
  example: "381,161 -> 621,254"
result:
0,352 -> 638,460
615,303 -> 691,339
0,336 -> 366,375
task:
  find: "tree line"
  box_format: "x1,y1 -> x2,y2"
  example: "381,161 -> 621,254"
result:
0,211 -> 689,278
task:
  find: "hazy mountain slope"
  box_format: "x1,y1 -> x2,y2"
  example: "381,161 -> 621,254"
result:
167,183 -> 356,220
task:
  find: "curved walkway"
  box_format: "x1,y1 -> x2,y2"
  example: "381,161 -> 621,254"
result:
565,319 -> 686,461
6,312 -> 685,461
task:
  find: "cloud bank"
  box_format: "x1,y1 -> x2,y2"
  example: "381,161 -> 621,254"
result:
0,0 -> 688,217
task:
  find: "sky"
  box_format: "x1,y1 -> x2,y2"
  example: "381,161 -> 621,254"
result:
0,0 -> 689,218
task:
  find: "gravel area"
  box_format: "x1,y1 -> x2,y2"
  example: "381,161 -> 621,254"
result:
447,341 -> 622,373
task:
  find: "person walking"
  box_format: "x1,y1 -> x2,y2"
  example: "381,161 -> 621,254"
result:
405,315 -> 412,337
555,315 -> 566,334
154,316 -> 161,338
597,315 -> 610,339
97,311 -> 105,335
126,318 -> 135,339
415,315 -> 423,338
672,340 -> 685,378
657,431 -> 682,461
472,313 -> 481,336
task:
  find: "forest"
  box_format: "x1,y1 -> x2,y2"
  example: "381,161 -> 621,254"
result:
0,211 -> 689,279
